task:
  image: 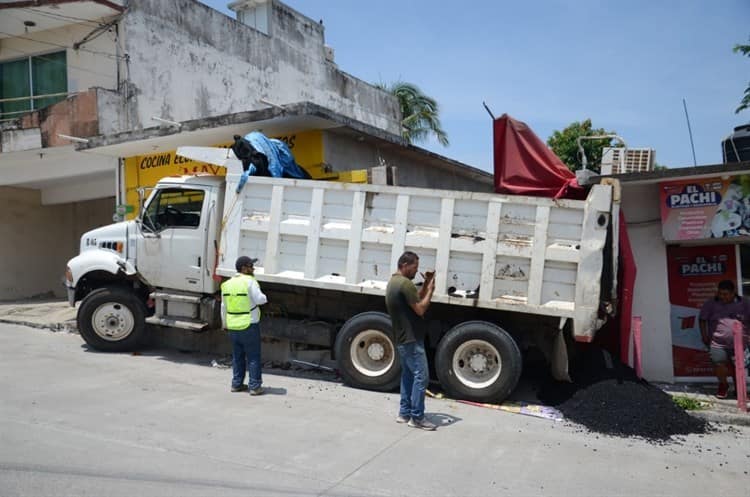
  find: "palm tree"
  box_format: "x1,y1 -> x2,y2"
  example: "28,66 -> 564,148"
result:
377,81 -> 449,146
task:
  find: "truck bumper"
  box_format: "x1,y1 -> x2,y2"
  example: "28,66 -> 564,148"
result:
66,285 -> 76,307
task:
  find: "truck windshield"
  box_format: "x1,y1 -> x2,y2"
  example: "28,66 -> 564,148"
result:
142,188 -> 205,231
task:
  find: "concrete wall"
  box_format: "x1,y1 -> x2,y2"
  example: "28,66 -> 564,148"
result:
0,187 -> 114,301
120,0 -> 400,135
621,183 -> 674,382
322,131 -> 494,192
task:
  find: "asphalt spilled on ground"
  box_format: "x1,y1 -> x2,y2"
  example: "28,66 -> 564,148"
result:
536,347 -> 710,442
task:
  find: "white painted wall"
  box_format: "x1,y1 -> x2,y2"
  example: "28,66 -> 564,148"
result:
622,183 -> 674,382
119,0 -> 400,135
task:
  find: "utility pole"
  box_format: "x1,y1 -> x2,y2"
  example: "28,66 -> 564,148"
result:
682,98 -> 697,166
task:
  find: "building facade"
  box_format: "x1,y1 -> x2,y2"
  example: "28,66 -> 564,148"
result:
604,161 -> 750,383
0,0 -> 492,300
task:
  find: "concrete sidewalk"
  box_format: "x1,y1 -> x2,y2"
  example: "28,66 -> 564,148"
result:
1,298 -> 749,427
657,382 -> 750,427
0,299 -> 77,332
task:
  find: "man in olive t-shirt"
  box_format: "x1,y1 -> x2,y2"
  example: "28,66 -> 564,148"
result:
385,251 -> 436,431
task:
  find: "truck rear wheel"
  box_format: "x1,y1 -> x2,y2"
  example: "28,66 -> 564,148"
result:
77,287 -> 147,352
435,321 -> 521,403
334,312 -> 400,392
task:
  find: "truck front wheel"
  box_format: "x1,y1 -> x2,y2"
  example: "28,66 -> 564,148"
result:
334,312 -> 401,392
77,287 -> 147,352
435,321 -> 521,403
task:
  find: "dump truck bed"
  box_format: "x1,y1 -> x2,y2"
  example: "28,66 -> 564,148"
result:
216,174 -> 616,341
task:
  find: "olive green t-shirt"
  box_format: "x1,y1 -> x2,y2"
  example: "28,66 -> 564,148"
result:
385,273 -> 425,344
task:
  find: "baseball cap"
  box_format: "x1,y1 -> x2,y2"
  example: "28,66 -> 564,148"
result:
235,256 -> 258,271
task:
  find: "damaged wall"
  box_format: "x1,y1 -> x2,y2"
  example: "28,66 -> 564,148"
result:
621,183 -> 673,383
120,0 -> 400,135
0,187 -> 114,301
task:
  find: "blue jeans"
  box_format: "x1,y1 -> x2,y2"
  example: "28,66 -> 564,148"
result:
397,341 -> 429,420
229,323 -> 262,390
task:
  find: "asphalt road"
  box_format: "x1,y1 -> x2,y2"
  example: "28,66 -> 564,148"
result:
1,323 -> 749,497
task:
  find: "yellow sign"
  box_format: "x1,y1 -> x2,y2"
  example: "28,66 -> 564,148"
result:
123,131 -> 330,219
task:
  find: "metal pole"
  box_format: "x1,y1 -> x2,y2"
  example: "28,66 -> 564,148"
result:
732,320 -> 747,412
632,316 -> 643,379
682,98 -> 697,166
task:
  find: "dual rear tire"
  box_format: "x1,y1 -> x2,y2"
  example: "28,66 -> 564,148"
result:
335,313 -> 522,402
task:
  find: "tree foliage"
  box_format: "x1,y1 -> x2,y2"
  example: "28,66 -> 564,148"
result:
734,38 -> 750,114
377,81 -> 449,146
546,119 -> 616,173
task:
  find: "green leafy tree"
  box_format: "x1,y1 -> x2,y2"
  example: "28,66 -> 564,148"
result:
546,119 -> 616,173
377,81 -> 449,146
734,38 -> 750,114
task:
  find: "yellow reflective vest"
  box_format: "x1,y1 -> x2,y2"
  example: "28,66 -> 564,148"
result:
221,274 -> 259,330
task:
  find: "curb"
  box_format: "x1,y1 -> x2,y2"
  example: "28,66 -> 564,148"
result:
691,409 -> 750,427
0,318 -> 76,333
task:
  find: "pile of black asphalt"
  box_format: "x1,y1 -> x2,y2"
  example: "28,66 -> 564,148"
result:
535,347 -> 710,441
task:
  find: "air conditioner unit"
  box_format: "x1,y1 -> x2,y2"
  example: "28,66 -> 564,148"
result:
600,147 -> 655,175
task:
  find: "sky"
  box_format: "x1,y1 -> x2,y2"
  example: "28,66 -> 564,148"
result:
200,0 -> 749,173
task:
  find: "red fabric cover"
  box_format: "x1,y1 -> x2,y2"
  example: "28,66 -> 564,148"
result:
493,113 -> 584,199
616,213 -> 637,365
491,113 -> 635,361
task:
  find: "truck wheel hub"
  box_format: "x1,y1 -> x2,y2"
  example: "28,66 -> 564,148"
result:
469,352 -> 488,373
92,302 -> 135,341
350,329 -> 395,377
368,343 -> 385,361
452,339 -> 502,389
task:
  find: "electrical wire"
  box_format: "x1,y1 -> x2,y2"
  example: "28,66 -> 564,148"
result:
20,7 -> 115,28
1,46 -> 118,80
0,30 -> 126,60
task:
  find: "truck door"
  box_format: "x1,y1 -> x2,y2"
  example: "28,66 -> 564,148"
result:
136,187 -> 208,291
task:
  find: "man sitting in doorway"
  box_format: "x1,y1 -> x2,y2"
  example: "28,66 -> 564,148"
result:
699,279 -> 750,399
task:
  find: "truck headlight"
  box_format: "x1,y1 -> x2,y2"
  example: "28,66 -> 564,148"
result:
65,267 -> 73,283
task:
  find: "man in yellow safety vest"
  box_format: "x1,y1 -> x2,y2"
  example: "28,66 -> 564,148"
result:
221,256 -> 268,395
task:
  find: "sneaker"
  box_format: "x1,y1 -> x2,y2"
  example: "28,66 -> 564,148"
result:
395,415 -> 410,424
407,418 -> 437,431
716,383 -> 729,399
249,387 -> 264,396
231,384 -> 248,392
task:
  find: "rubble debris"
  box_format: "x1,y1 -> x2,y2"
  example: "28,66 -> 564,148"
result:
537,347 -> 710,441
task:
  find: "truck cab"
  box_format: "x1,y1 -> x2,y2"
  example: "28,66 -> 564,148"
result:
65,174 -> 225,350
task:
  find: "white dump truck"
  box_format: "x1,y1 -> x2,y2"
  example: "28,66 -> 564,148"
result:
65,149 -> 619,402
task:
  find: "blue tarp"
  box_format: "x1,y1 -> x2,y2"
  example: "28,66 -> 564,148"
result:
236,131 -> 309,192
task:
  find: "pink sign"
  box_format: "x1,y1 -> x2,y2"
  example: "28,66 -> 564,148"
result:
660,175 -> 750,241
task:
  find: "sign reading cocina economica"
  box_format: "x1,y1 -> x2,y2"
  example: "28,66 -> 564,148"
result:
660,175 -> 750,241
667,245 -> 738,377
122,131 -> 324,219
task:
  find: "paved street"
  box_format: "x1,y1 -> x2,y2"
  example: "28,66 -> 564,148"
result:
1,323 -> 749,497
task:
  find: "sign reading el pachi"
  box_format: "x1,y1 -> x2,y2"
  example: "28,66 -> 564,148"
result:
660,175 -> 750,241
667,244 -> 739,377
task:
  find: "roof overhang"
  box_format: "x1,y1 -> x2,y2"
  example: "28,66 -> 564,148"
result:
0,1 -> 124,40
79,101 -> 494,186
0,145 -> 117,204
593,161 -> 750,186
